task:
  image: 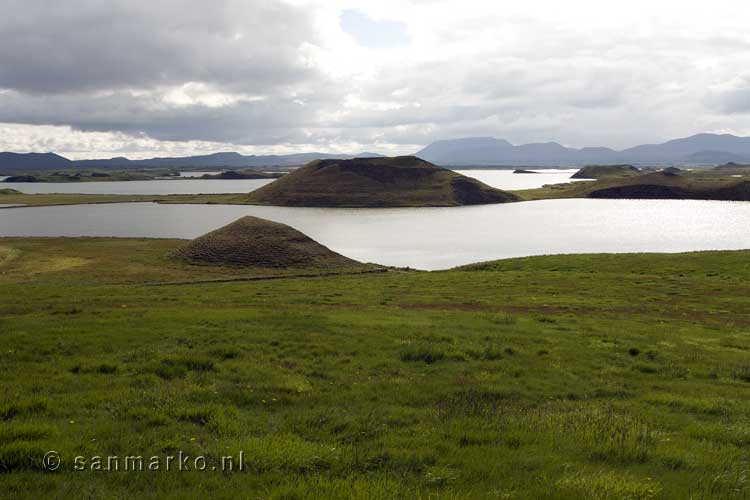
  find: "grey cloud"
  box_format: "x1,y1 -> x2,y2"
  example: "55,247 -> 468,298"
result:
709,78 -> 750,114
1,1 -> 750,152
0,89 -> 331,144
0,0 -> 317,94
0,0 -> 341,146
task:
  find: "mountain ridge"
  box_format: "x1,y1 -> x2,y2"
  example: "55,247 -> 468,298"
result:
0,151 -> 387,173
5,133 -> 750,172
416,133 -> 750,166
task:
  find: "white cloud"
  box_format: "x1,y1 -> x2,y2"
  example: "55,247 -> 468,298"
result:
3,0 -> 750,156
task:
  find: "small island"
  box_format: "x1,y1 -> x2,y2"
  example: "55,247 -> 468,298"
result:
199,170 -> 282,180
3,171 -> 165,183
2,169 -> 282,183
712,162 -> 750,175
571,164 -> 641,179
4,175 -> 42,183
513,169 -> 539,174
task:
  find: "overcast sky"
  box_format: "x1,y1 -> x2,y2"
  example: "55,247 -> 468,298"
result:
2,0 -> 750,158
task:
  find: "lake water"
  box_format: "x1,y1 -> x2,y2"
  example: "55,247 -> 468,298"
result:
0,169 -> 577,195
454,169 -> 584,190
1,199 -> 749,270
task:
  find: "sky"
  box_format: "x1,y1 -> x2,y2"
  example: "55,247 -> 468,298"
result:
2,0 -> 750,159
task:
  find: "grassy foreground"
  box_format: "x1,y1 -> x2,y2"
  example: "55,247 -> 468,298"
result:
2,238 -> 750,498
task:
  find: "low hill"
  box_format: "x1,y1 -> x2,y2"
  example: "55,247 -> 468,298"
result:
169,216 -> 365,269
0,188 -> 21,195
517,171 -> 750,202
713,162 -> 750,174
0,152 -> 72,173
585,172 -> 750,200
3,172 -> 161,183
571,165 -> 641,179
0,151 -> 385,173
662,167 -> 682,175
244,156 -> 518,207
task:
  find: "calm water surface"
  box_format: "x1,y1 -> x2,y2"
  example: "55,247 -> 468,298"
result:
1,199 -> 749,269
454,169 -> 584,190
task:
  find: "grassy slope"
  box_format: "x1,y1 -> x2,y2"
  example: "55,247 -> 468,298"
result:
514,171 -> 750,201
2,238 -> 750,498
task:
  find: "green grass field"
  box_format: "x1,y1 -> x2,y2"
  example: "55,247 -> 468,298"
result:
2,238 -> 750,498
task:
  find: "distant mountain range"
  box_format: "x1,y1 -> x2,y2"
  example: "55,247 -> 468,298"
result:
0,151 -> 385,173
415,134 -> 750,166
4,133 -> 750,172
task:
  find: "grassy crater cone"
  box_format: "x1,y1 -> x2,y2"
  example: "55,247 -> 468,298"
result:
170,216 -> 362,269
244,156 -> 518,207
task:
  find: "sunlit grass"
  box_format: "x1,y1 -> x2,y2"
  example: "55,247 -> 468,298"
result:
3,238 -> 750,497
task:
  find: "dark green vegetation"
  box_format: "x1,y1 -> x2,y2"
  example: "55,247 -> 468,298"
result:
3,171 -> 173,183
713,162 -> 750,174
571,165 -> 641,179
0,151 -> 381,173
517,170 -> 750,201
170,216 -> 368,270
4,175 -> 40,182
199,171 -> 282,180
2,169 -> 280,183
662,167 -> 682,175
3,238 -> 750,498
0,188 -> 21,195
244,156 -> 519,207
584,172 -> 750,200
